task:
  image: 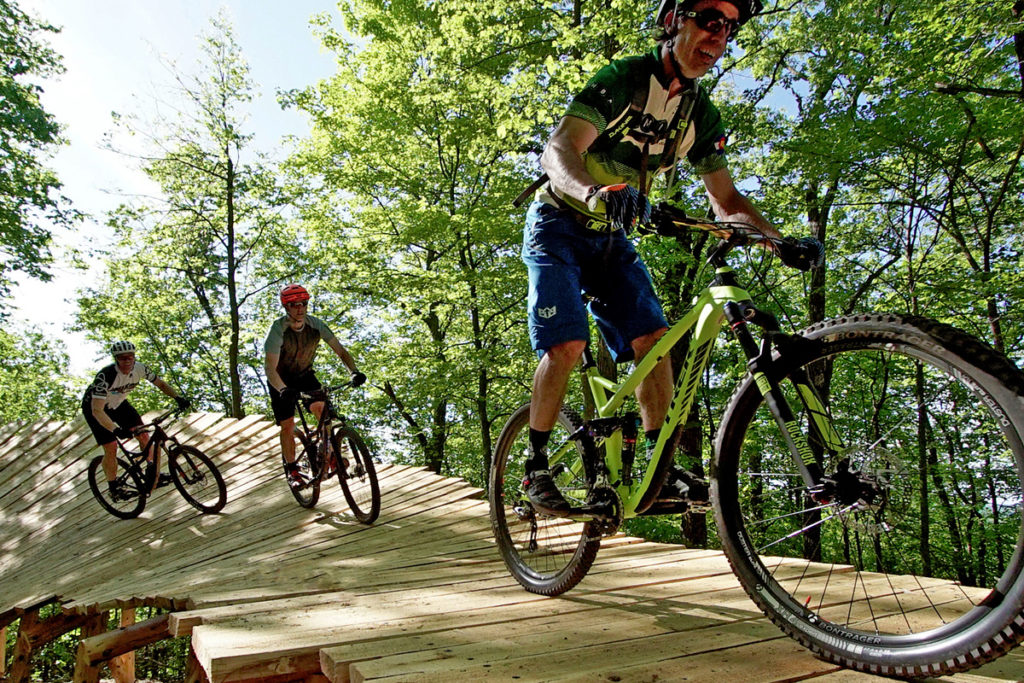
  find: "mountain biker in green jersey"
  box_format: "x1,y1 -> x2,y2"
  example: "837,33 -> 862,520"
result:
264,284 -> 366,489
521,0 -> 779,514
82,340 -> 191,498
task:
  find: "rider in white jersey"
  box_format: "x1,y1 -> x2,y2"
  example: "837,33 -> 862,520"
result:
82,341 -> 190,498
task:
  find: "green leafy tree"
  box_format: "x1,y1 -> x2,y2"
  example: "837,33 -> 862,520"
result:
0,327 -> 77,423
287,0 -> 567,480
76,12 -> 297,417
0,0 -> 74,312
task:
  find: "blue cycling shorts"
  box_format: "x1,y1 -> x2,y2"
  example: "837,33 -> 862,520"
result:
522,201 -> 667,363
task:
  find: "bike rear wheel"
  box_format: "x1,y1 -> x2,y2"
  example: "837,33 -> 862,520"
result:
489,402 -> 600,596
87,455 -> 147,519
169,445 -> 227,514
714,313 -> 1024,677
286,431 -> 320,508
335,427 -> 380,523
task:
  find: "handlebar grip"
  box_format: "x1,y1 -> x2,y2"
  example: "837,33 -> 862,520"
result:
777,236 -> 825,271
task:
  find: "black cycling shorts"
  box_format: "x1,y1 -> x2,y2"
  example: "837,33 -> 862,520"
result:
269,371 -> 323,424
81,398 -> 143,446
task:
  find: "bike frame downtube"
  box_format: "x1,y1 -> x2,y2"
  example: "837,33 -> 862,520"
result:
579,281 -> 754,516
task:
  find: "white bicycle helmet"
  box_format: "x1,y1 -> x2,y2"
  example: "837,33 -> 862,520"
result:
110,340 -> 137,357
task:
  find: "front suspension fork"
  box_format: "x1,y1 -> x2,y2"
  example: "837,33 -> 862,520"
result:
723,301 -> 833,491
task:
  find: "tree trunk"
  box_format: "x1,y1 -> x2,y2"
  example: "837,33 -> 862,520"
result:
225,150 -> 244,418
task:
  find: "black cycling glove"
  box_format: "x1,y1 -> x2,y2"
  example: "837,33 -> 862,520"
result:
175,396 -> 191,412
351,371 -> 367,387
778,236 -> 825,271
586,184 -> 652,233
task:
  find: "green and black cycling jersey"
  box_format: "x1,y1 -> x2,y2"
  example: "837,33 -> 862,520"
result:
538,47 -> 728,216
264,314 -> 337,380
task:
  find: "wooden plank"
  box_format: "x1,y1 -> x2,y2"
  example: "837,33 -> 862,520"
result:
192,551 -> 756,682
348,618 -> 788,682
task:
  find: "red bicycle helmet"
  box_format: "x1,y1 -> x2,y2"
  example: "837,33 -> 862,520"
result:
280,284 -> 310,305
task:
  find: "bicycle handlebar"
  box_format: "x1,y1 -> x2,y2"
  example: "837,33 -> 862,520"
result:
118,405 -> 183,440
298,380 -> 357,401
643,203 -> 824,271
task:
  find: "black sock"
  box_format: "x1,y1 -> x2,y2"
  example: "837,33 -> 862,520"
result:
645,429 -> 660,456
527,428 -> 551,471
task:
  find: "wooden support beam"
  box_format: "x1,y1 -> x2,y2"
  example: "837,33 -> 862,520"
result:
7,609 -> 40,683
184,647 -> 207,683
78,613 -> 170,666
72,611 -> 108,683
6,606 -> 92,683
108,608 -> 136,683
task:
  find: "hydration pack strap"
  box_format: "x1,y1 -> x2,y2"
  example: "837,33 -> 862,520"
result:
513,172 -> 549,208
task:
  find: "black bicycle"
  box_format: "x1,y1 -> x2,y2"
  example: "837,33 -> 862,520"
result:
286,382 -> 380,523
87,408 -> 227,519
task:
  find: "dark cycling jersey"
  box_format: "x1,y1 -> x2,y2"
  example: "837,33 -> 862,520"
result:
83,362 -> 159,409
264,314 -> 337,380
538,48 -> 728,216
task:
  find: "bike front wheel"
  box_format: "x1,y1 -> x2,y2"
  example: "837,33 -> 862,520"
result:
169,445 -> 227,514
334,427 -> 380,523
489,402 -> 600,596
714,313 -> 1024,677
87,455 -> 147,519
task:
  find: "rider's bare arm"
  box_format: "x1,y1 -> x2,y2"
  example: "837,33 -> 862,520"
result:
541,116 -> 601,203
325,337 -> 358,375
265,352 -> 287,392
152,377 -> 180,399
91,396 -> 118,432
701,167 -> 780,240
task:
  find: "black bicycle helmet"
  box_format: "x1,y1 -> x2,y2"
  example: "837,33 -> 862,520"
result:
655,0 -> 763,30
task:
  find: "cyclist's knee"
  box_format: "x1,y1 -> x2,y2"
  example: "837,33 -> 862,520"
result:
632,327 -> 668,359
543,340 -> 586,368
279,418 -> 295,436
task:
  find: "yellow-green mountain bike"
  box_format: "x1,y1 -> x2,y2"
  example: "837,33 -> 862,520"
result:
489,203 -> 1024,678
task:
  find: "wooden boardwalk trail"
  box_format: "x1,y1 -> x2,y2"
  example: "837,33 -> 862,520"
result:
1,412 -> 1022,682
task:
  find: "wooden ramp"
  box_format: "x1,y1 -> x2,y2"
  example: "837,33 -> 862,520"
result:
1,413 -> 1022,682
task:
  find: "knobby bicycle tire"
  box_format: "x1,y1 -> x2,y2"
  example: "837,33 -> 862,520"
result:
713,313 -> 1024,677
169,445 -> 227,514
286,431 -> 320,508
489,402 -> 600,596
334,427 -> 380,523
87,455 -> 147,519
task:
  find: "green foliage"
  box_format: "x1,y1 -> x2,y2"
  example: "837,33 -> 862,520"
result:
0,0 -> 75,312
0,326 -> 77,423
74,12 -> 297,418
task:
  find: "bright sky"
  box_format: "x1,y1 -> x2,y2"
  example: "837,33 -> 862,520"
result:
14,0 -> 339,375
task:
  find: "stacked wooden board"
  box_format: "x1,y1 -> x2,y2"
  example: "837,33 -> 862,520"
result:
1,413 -> 1022,682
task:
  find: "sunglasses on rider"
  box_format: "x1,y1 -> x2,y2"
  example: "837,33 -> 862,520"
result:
285,301 -> 308,309
681,8 -> 741,41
